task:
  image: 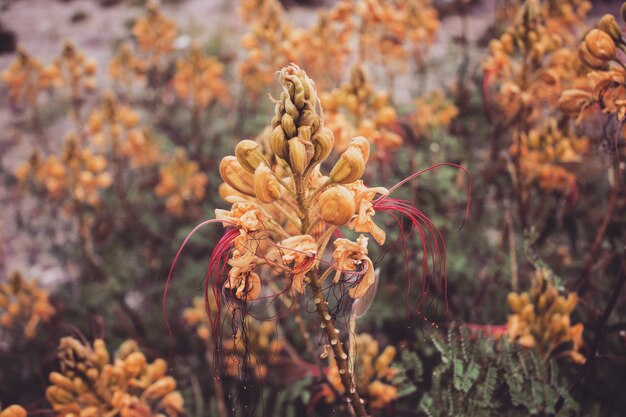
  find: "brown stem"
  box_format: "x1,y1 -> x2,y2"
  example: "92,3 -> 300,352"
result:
204,348 -> 228,417
576,177 -> 619,295
565,258 -> 626,398
293,166 -> 367,416
307,270 -> 368,417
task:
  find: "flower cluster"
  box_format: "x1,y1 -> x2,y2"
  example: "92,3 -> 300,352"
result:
48,41 -> 97,104
131,0 -> 177,66
356,0 -> 439,75
513,118 -> 589,194
1,46 -> 52,108
16,135 -> 113,210
46,337 -> 184,416
483,0 -> 592,197
238,0 -> 298,97
322,65 -> 402,158
322,333 -> 398,411
410,90 -> 459,140
0,271 -> 55,339
292,1 -> 355,90
173,42 -> 229,110
507,268 -> 585,364
560,5 -> 626,138
155,149 -> 208,216
87,92 -> 159,168
108,41 -> 147,91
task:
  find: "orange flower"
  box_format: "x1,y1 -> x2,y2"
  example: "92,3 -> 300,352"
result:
332,235 -> 376,298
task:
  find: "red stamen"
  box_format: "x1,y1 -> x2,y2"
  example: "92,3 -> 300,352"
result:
163,219 -> 234,365
373,162 -> 471,318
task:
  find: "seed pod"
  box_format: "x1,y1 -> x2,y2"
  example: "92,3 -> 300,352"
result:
289,137 -> 310,175
584,29 -> 616,61
598,14 -> 622,43
312,127 -> 334,164
329,147 -> 365,184
271,126 -> 289,160
235,140 -> 268,173
281,113 -> 297,138
254,163 -> 281,203
219,156 -> 255,196
319,186 -> 355,226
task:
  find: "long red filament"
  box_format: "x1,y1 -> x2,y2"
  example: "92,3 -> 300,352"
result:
373,162 -> 471,317
163,219 -> 234,365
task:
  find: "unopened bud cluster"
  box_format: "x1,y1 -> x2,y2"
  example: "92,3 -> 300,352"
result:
0,271 -> 55,339
46,337 -> 185,416
217,65 -> 389,303
322,333 -> 399,411
322,65 -> 402,158
560,2 -> 626,135
507,269 -> 585,364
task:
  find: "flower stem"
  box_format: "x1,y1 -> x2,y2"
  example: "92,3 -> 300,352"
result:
307,269 -> 368,417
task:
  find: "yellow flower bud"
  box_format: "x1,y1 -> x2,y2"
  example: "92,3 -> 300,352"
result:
312,127 -> 334,164
288,137 -> 311,175
235,140 -> 268,173
329,147 -> 365,184
45,385 -> 74,404
507,292 -> 523,312
559,89 -> 591,116
271,125 -> 289,160
584,29 -> 616,61
281,113 -> 297,138
254,163 -> 281,203
319,186 -> 355,226
144,376 -> 177,400
93,339 -> 109,366
160,391 -> 185,414
577,42 -> 609,70
0,405 -> 27,417
219,156 -> 256,196
123,351 -> 146,377
598,14 -> 622,43
49,371 -> 75,392
349,136 -> 371,162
